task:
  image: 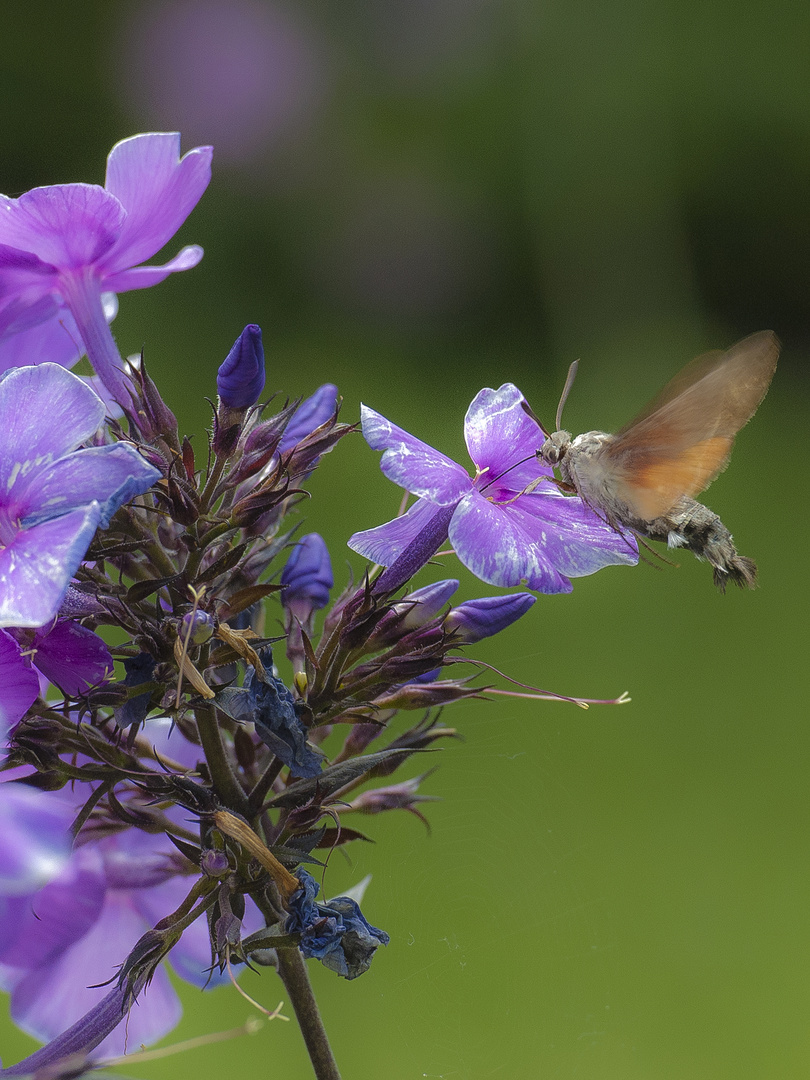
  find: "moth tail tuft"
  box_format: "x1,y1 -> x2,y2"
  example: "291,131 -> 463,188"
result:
713,555 -> 758,592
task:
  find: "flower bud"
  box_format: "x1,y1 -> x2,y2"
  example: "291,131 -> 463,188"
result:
180,610 -> 216,645
281,534 -> 333,625
368,579 -> 458,648
217,324 -> 266,409
443,592 -> 535,643
279,384 -> 338,453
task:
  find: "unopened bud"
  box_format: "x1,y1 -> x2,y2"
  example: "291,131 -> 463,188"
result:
279,384 -> 338,453
443,593 -> 535,643
217,324 -> 266,409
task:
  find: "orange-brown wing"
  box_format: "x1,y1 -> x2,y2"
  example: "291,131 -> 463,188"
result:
601,331 -> 778,520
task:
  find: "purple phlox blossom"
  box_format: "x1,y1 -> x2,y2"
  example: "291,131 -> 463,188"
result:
348,383 -> 638,594
0,364 -> 161,629
0,620 -> 112,748
217,323 -> 265,409
0,292 -> 118,378
278,383 -> 338,453
281,533 -> 333,625
0,778 -> 71,895
0,720 -> 260,1061
444,592 -> 535,643
0,133 -> 212,403
285,869 -> 389,980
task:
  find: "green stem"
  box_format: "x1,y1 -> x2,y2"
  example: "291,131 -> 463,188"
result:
194,704 -> 250,816
275,947 -> 342,1080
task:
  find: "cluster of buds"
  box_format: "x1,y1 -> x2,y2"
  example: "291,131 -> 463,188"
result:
0,135 -> 633,1080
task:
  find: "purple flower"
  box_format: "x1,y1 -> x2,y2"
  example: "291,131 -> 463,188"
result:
278,383 -> 338,453
0,632 -> 40,740
444,593 -> 536,643
281,533 -> 334,623
0,133 -> 212,403
285,869 -> 389,980
0,620 -> 113,748
0,779 -> 71,895
0,364 -> 161,628
0,720 -> 259,1059
217,323 -> 265,408
349,383 -> 638,594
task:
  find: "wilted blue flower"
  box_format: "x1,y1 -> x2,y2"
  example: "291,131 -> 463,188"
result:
0,133 -> 212,403
217,648 -> 325,778
443,592 -> 536,643
217,323 -> 265,408
0,365 -> 161,628
279,383 -> 338,453
349,383 -> 638,594
281,533 -> 333,624
285,869 -> 389,980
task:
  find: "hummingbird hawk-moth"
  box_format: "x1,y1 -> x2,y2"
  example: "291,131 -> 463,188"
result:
536,330 -> 779,590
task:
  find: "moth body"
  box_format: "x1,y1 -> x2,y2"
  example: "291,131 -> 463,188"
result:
536,330 -> 779,591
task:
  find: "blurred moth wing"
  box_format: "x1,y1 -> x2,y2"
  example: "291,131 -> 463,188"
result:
537,330 -> 779,590
603,330 -> 779,520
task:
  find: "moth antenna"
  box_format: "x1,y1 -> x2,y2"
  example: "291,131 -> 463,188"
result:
519,398 -> 548,437
555,359 -> 579,432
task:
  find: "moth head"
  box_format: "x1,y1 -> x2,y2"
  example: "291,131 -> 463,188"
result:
538,430 -> 571,466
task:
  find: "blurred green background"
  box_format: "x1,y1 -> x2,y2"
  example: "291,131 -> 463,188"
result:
2,1 -> 809,1077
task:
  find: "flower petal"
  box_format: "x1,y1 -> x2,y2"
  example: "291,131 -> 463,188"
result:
348,497 -> 440,566
464,383 -> 547,490
0,782 -> 72,895
0,365 -> 105,487
0,631 -> 40,736
102,244 -> 204,292
361,404 -> 470,504
9,891 -> 180,1055
16,443 -> 160,530
449,490 -> 573,593
33,621 -> 113,695
102,133 -> 213,272
0,504 -> 102,628
0,846 -> 106,971
0,309 -> 85,374
515,491 -> 639,575
0,185 -> 124,268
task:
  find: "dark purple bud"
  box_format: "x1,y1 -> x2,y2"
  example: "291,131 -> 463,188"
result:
281,534 -> 333,624
180,610 -> 216,645
279,384 -> 338,452
217,324 -> 266,408
201,849 -> 232,878
369,579 -> 458,647
443,593 -> 536,643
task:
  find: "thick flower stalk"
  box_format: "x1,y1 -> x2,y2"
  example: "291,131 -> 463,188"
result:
0,138 -> 638,1080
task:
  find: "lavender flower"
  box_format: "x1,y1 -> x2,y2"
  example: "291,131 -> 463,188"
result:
0,133 -> 212,403
0,364 -> 160,628
349,383 -> 638,594
0,778 -> 71,895
0,721 -> 259,1059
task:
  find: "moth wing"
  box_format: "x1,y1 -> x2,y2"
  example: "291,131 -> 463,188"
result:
599,330 -> 778,521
